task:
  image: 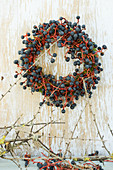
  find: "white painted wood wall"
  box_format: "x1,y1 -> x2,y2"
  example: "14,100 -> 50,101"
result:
0,0 -> 113,157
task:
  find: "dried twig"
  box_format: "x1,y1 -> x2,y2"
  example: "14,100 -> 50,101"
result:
63,101 -> 89,158
89,104 -> 110,155
0,121 -> 65,129
108,123 -> 113,136
42,135 -> 107,142
9,150 -> 22,170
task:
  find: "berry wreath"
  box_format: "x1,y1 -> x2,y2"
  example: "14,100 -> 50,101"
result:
14,16 -> 107,114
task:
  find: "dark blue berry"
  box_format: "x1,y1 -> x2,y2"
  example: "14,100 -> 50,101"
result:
59,17 -> 63,20
73,72 -> 77,76
20,82 -> 23,85
27,33 -> 30,36
89,46 -> 93,50
39,102 -> 44,106
102,45 -> 107,49
36,51 -> 40,55
23,86 -> 26,90
37,163 -> 43,168
21,35 -> 24,39
14,60 -> 19,64
98,47 -> 101,50
101,52 -> 104,56
82,25 -> 85,28
14,74 -> 18,78
51,58 -> 55,63
76,16 -> 80,19
65,57 -> 70,62
61,109 -> 65,113
53,53 -> 57,57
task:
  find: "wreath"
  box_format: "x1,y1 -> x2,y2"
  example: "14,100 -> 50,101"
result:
14,16 -> 107,113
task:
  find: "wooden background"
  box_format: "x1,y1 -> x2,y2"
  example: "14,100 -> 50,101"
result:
0,0 -> 113,157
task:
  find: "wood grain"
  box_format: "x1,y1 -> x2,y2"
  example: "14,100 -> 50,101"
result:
0,0 -> 113,156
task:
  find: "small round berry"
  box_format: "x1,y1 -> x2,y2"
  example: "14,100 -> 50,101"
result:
59,76 -> 63,80
89,46 -> 93,50
43,31 -> 47,35
36,51 -> 40,55
74,34 -> 78,40
97,77 -> 100,81
14,60 -> 19,64
73,72 -> 77,76
18,51 -> 22,55
100,52 -> 104,56
32,30 -> 35,33
82,25 -> 85,28
21,35 -> 24,39
14,74 -> 18,78
27,33 -> 30,36
68,87 -> 72,91
59,17 -> 63,20
73,61 -> 77,66
76,16 -> 80,19
33,25 -> 37,29
31,87 -> 35,92
51,58 -> 55,63
53,53 -> 57,57
98,47 -> 101,50
61,84 -> 65,88
36,88 -> 39,92
76,47 -> 80,51
65,57 -> 70,62
94,44 -> 97,48
20,82 -> 23,85
61,109 -> 65,113
75,68 -> 79,72
102,45 -> 107,49
71,55 -> 75,59
89,95 -> 92,98
59,31 -> 64,36
84,50 -> 88,54
60,104 -> 63,108
40,47 -> 44,51
92,86 -> 96,90
100,68 -> 103,71
39,102 -> 43,106
23,86 -> 26,90
82,46 -> 86,51
73,22 -> 77,26
75,27 -> 80,32
37,163 -> 43,169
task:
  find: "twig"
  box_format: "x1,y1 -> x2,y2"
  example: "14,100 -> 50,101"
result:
89,104 -> 110,155
4,114 -> 22,137
59,130 -> 65,149
0,78 -> 21,102
34,120 -> 55,134
1,155 -> 112,162
0,121 -> 65,129
108,123 -> 113,136
13,131 -> 20,147
42,135 -> 107,142
83,78 -> 110,155
63,101 -> 89,158
10,150 -> 22,170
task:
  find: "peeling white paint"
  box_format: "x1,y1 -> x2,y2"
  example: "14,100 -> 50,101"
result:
0,0 -> 113,157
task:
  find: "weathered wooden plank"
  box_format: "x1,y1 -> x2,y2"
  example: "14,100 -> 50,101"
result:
0,0 -> 113,156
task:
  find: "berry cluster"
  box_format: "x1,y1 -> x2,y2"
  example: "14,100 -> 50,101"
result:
14,16 -> 107,113
36,153 -> 63,170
